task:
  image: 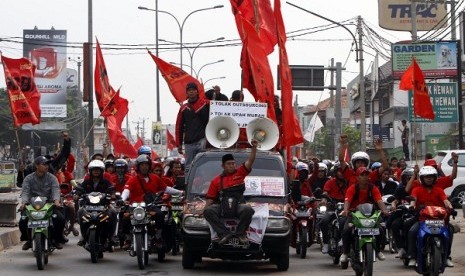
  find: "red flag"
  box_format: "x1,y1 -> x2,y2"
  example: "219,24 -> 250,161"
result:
399,58 -> 435,120
275,0 -> 303,147
1,55 -> 41,127
230,0 -> 277,55
151,149 -> 159,160
167,129 -> 176,151
133,136 -> 144,150
94,40 -> 117,112
241,20 -> 276,122
101,89 -> 128,127
106,116 -> 138,158
148,51 -> 204,103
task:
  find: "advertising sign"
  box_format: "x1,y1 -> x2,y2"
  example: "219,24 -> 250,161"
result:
408,82 -> 458,123
378,0 -> 447,31
392,41 -> 458,79
209,101 -> 267,127
23,29 -> 67,117
152,121 -> 162,145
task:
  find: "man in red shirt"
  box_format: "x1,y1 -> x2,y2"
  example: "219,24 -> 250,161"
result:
405,152 -> 458,194
340,166 -> 388,263
203,139 -> 258,245
406,166 -> 454,267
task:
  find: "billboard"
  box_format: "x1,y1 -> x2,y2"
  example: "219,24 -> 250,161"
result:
392,41 -> 459,79
378,0 -> 447,31
23,29 -> 67,118
408,82 -> 459,123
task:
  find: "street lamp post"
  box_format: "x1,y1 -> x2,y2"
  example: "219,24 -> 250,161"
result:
203,76 -> 226,87
170,59 -> 224,80
138,4 -> 224,69
188,37 -> 224,76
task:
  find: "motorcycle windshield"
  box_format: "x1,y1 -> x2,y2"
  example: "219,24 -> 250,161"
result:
356,203 -> 374,217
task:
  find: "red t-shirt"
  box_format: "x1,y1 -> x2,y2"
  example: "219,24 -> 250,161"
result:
112,173 -> 132,193
161,176 -> 174,187
206,164 -> 250,200
124,173 -> 167,203
324,178 -> 349,201
392,167 -> 402,182
411,185 -> 447,207
342,167 -> 378,186
300,179 -> 313,197
410,176 -> 453,191
344,184 -> 382,210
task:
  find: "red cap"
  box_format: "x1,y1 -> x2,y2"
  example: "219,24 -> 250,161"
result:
424,159 -> 437,167
152,161 -> 163,168
356,166 -> 370,176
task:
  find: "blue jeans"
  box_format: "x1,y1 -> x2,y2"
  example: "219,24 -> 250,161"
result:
184,138 -> 206,169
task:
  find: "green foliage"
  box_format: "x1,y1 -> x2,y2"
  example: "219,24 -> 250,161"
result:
307,125 -> 361,160
343,124 -> 361,154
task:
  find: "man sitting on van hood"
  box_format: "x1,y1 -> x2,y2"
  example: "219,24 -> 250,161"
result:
203,139 -> 258,245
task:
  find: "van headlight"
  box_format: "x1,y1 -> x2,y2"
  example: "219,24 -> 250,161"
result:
266,218 -> 290,232
183,216 -> 209,229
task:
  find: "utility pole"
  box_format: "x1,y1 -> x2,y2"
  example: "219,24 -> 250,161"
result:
357,16 -> 366,151
451,0 -> 457,40
411,0 -> 417,41
335,62 -> 343,159
330,58 -> 334,108
142,119 -> 146,141
87,0 -> 94,156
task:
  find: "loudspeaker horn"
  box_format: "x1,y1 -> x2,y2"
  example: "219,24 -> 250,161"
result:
205,116 -> 240,149
246,117 -> 279,150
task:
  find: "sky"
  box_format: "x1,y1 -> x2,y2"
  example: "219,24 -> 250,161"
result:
0,0 -> 416,139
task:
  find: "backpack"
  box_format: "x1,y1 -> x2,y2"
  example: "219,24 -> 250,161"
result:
352,184 -> 375,205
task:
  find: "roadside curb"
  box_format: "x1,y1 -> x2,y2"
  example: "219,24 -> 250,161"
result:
0,229 -> 20,251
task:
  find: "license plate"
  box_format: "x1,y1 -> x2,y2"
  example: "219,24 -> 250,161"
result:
171,205 -> 183,211
161,206 -> 168,212
295,211 -> 310,217
358,228 -> 380,236
28,220 -> 49,228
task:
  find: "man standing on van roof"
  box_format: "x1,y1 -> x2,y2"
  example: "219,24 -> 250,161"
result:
175,82 -> 210,168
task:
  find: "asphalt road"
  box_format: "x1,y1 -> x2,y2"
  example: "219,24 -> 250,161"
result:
1,234 -> 464,276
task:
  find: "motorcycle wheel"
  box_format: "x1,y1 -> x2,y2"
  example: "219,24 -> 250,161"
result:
363,243 -> 374,276
428,242 -> 441,276
388,229 -> 396,253
299,227 -> 308,259
34,234 -> 45,270
135,233 -> 145,269
89,229 -> 99,263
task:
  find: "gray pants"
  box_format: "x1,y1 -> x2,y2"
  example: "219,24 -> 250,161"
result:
184,138 -> 206,169
204,203 -> 255,236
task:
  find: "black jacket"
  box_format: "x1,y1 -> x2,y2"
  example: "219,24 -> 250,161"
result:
375,179 -> 398,196
175,98 -> 210,145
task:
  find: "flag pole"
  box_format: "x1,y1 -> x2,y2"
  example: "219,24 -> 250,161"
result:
411,56 -> 419,165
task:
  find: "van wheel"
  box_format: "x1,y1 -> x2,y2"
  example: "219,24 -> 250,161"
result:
452,186 -> 465,208
182,248 -> 195,269
276,248 -> 289,271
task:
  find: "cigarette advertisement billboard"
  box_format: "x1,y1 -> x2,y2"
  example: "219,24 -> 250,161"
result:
23,29 -> 67,118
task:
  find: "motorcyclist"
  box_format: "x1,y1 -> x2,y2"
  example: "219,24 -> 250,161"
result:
121,154 -> 183,248
390,167 -> 415,258
19,156 -> 67,250
152,161 -> 174,187
308,161 -> 330,195
295,161 -> 313,198
76,160 -> 117,248
165,159 -> 185,190
340,166 -> 389,262
319,162 -> 349,254
112,159 -> 131,193
406,166 -> 455,267
374,168 -> 398,196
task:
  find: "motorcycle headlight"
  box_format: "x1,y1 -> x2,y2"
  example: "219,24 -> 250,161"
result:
133,207 -> 146,220
89,195 -> 102,204
319,206 -> 327,213
30,211 -> 47,219
183,216 -> 208,229
359,218 -> 377,228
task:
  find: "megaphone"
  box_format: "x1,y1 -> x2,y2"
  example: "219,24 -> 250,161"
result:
246,117 -> 279,150
205,116 -> 240,149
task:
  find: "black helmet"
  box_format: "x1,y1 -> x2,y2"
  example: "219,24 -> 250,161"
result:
400,167 -> 414,185
135,154 -> 151,172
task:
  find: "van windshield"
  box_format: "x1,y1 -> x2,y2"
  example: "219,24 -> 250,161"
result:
187,156 -> 285,196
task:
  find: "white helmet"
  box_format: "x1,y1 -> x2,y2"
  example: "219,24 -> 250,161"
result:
318,162 -> 328,171
296,162 -> 308,171
88,160 -> 105,172
351,151 -> 370,168
419,166 -> 438,185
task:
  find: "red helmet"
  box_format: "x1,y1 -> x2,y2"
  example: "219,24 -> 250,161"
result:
424,159 -> 437,167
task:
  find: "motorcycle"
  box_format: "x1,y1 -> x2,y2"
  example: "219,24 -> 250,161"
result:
167,193 -> 184,255
59,183 -> 78,237
342,203 -> 382,276
79,191 -> 112,263
413,206 -> 456,276
290,195 -> 318,258
323,198 -> 345,265
128,201 -> 150,269
379,194 -> 394,253
24,196 -> 55,270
